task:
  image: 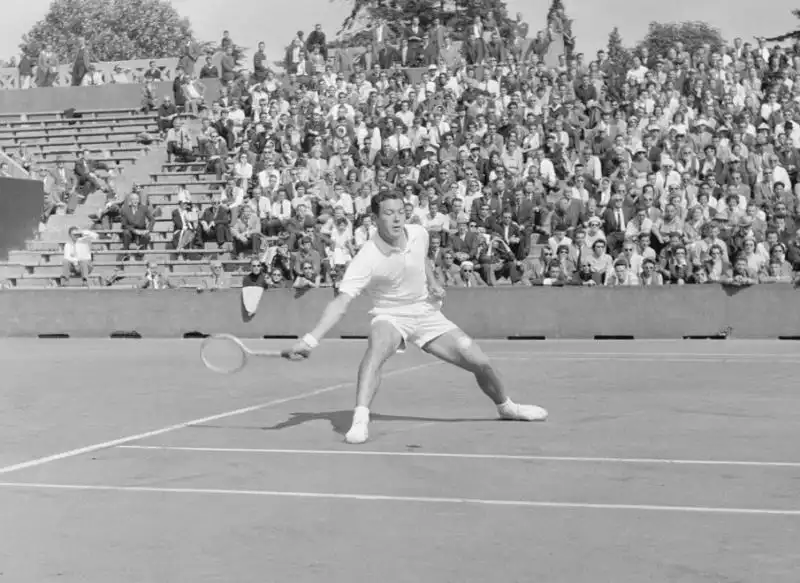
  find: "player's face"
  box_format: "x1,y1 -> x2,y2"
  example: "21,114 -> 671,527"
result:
375,198 -> 406,240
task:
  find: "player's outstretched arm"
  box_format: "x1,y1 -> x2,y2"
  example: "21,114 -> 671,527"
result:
425,258 -> 446,300
287,291 -> 355,358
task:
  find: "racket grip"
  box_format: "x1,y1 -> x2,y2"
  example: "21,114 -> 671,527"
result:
281,349 -> 306,361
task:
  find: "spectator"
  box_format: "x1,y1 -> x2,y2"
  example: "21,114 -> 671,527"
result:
71,37 -> 95,86
80,64 -> 105,86
61,227 -> 98,287
456,260 -> 486,287
198,193 -> 231,248
36,44 -> 59,87
199,56 -> 219,79
178,36 -> 202,77
139,262 -> 175,289
73,149 -> 108,195
120,192 -> 154,256
18,51 -> 34,89
293,260 -> 320,291
158,96 -> 178,134
231,205 -> 264,258
171,200 -> 200,256
220,46 -> 237,83
143,60 -> 162,81
197,260 -> 233,291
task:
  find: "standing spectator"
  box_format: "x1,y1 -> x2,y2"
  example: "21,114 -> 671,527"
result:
36,44 -> 59,87
18,51 -> 34,89
61,227 -> 98,287
179,36 -> 202,76
220,46 -> 237,83
253,42 -> 269,83
120,192 -> 154,256
71,37 -> 94,86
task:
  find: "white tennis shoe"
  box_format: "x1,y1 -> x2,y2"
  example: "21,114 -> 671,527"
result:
498,401 -> 548,422
345,421 -> 369,444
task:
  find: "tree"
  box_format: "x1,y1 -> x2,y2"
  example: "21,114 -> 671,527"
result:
764,9 -> 800,42
636,21 -> 725,58
607,26 -> 633,68
334,0 -> 515,48
20,0 -> 200,62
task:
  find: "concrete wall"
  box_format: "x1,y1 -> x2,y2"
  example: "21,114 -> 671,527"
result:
0,79 -> 223,115
1,286 -> 799,339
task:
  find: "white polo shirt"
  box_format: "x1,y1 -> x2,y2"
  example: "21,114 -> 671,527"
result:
338,224 -> 431,314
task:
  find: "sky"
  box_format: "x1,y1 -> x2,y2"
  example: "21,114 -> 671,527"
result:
2,0 -> 799,62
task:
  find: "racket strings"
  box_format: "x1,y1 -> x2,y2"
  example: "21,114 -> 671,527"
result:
202,336 -> 247,374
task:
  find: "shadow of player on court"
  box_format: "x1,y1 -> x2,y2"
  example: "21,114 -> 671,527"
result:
265,410 -> 490,436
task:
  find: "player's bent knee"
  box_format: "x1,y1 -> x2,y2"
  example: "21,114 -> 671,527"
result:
461,345 -> 493,375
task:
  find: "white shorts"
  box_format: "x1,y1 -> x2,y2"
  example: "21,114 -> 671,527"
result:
371,309 -> 459,351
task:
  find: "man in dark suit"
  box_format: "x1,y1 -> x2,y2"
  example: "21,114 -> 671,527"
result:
200,197 -> 233,248
120,192 -> 154,255
493,209 -> 530,260
601,194 -> 632,254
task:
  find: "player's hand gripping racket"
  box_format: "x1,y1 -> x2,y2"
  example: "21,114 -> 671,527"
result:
201,334 -> 300,374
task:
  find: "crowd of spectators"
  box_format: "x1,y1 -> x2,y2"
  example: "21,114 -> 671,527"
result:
25,13 -> 800,290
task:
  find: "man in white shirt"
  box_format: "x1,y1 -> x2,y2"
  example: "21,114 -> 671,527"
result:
62,227 -> 98,286
286,191 -> 547,444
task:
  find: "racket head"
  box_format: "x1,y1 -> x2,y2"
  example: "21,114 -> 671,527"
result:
201,334 -> 250,374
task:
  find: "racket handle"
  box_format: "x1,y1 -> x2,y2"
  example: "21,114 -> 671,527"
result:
281,349 -> 307,361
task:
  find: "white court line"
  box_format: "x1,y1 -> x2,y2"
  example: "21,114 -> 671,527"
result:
0,362 -> 438,476
0,481 -> 797,516
117,446 -> 800,469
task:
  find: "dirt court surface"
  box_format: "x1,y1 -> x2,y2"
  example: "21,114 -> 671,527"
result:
0,338 -> 798,582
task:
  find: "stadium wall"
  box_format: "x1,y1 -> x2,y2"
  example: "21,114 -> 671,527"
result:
0,80 -> 223,114
1,286 -> 799,339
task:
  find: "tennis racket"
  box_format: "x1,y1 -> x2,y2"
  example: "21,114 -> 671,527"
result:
200,333 -> 299,374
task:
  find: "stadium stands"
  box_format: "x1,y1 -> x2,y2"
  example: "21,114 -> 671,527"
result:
1,11 -> 799,296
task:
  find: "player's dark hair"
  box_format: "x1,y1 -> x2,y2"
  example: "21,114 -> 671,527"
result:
370,190 -> 404,215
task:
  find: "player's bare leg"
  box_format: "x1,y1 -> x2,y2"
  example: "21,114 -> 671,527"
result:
345,320 -> 404,444
422,329 -> 548,421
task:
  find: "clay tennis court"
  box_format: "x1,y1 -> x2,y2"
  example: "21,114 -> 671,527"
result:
1,338 -> 798,582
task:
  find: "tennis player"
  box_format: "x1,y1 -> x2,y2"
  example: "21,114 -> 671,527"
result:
287,191 -> 547,444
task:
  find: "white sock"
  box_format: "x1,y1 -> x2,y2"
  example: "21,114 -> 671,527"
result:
497,398 -> 514,410
353,406 -> 370,425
